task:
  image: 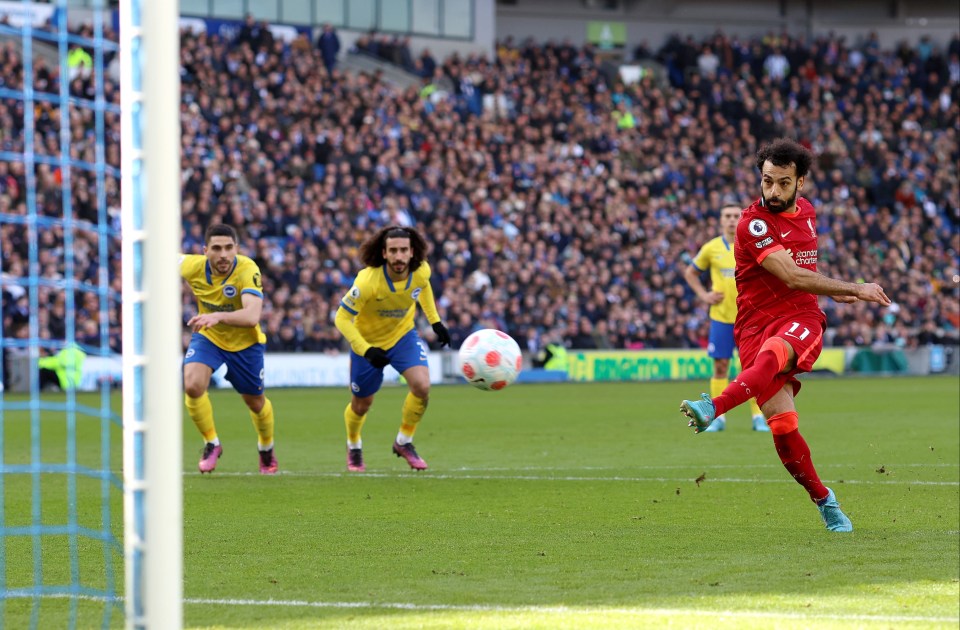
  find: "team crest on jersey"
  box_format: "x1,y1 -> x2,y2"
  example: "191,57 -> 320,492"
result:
411,287 -> 422,300
748,219 -> 768,237
222,285 -> 237,298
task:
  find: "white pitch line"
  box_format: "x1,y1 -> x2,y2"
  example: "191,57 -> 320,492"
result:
447,463 -> 960,471
183,470 -> 960,485
24,593 -> 960,624
182,596 -> 960,624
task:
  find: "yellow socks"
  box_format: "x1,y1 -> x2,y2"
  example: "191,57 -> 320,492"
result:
397,393 -> 427,444
249,397 -> 275,450
749,398 -> 763,419
345,403 -> 367,448
185,392 -> 217,443
343,394 -> 428,449
709,377 -> 728,399
187,393 -> 277,450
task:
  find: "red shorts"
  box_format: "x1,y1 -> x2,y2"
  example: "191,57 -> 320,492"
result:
735,314 -> 825,407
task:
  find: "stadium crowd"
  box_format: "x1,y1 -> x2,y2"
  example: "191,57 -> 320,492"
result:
0,19 -> 958,362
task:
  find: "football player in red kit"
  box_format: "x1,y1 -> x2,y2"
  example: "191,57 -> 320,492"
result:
681,138 -> 891,532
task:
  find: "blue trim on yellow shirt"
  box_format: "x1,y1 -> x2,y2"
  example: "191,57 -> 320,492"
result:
381,264 -> 413,292
382,265 -> 394,292
204,257 -> 238,285
241,288 -> 263,298
340,301 -> 358,315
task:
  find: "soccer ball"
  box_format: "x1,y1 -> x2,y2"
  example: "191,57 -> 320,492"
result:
458,329 -> 523,391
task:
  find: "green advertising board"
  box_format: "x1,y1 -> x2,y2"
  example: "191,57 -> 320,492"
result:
566,349 -> 846,382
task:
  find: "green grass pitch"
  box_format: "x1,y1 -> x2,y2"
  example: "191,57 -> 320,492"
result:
2,375 -> 958,629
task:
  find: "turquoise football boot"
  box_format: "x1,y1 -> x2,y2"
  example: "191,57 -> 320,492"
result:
817,487 -> 853,532
680,394 -> 717,434
703,415 -> 726,432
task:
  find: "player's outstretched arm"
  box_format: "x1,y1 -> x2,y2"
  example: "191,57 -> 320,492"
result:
760,250 -> 890,305
852,282 -> 891,306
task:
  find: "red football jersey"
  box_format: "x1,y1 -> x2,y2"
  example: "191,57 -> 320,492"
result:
734,196 -> 825,332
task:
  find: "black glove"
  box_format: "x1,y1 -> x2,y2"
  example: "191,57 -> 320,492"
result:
432,322 -> 451,347
364,346 -> 390,368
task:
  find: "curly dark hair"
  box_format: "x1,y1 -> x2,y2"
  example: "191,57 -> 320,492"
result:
755,138 -> 814,178
358,225 -> 428,271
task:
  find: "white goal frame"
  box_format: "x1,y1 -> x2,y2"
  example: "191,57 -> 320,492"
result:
120,0 -> 183,628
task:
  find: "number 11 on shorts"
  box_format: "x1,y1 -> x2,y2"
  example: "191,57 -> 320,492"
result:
786,322 -> 810,340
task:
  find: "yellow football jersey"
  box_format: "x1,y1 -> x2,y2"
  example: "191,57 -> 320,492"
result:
337,262 -> 440,354
180,254 -> 267,351
691,236 -> 737,324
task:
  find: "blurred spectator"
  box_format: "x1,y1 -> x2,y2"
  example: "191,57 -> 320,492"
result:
697,45 -> 720,78
66,44 -> 92,80
235,13 -> 271,51
316,23 -> 340,74
417,48 -> 437,78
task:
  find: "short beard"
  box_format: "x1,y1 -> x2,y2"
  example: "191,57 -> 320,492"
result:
762,186 -> 797,214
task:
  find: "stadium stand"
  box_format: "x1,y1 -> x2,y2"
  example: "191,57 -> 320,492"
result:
1,21 -> 957,375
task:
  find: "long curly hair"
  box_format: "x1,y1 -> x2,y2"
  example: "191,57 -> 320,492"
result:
358,225 -> 428,271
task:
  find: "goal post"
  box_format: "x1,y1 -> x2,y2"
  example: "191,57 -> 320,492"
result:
120,0 -> 183,628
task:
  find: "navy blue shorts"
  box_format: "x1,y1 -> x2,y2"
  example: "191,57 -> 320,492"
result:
350,329 -> 428,398
184,333 -> 265,395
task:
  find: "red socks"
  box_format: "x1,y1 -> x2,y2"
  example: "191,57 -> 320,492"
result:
710,342 -> 830,504
712,350 -> 781,417
773,428 -> 828,502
